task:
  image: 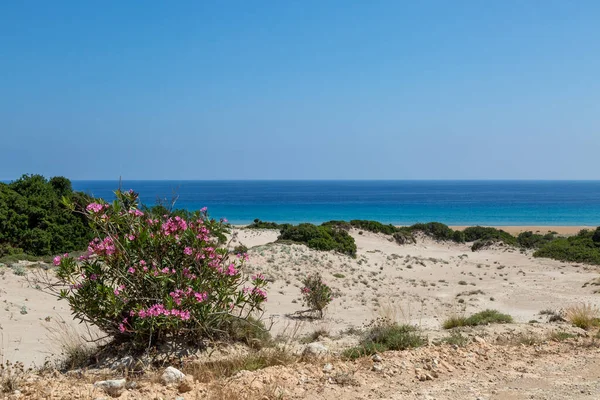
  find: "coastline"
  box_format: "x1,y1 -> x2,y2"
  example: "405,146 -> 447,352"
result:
449,225 -> 593,235
237,223 -> 594,236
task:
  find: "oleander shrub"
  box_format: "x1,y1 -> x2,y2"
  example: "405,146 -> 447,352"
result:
52,189 -> 268,347
300,273 -> 333,318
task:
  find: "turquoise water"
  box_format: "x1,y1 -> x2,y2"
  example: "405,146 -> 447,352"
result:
69,180 -> 600,226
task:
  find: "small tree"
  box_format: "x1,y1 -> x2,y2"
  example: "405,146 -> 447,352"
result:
300,273 -> 333,318
51,189 -> 268,348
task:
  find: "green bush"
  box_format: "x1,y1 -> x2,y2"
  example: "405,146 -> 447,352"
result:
342,322 -> 425,360
0,175 -> 94,256
51,189 -> 269,348
392,230 -> 416,245
348,220 -> 397,235
534,230 -> 600,265
516,231 -> 556,249
463,226 -> 516,246
247,219 -> 290,230
321,220 -> 352,231
409,222 -> 457,241
592,227 -> 600,244
279,223 -> 356,256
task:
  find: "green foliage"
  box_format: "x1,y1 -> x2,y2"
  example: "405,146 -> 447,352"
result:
534,229 -> 600,265
409,222 -> 457,241
247,219 -> 290,230
0,175 -> 94,256
392,230 -> 416,244
342,321 -> 425,360
471,239 -> 496,252
463,226 -> 517,246
516,231 -> 556,249
279,223 -> 356,256
593,227 -> 600,244
443,309 -> 513,329
52,190 -> 268,347
300,273 -> 333,318
348,220 -> 397,235
321,220 -> 352,231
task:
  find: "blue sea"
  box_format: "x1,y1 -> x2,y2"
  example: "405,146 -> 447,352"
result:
67,180 -> 600,226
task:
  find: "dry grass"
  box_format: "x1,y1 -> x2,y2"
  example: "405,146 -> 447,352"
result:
44,317 -> 102,370
565,303 -> 600,330
182,347 -> 298,384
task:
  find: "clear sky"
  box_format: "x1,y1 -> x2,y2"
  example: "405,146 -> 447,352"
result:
1,1 -> 599,180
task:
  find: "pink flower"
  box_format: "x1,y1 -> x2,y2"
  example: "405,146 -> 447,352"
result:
128,267 -> 135,274
53,255 -> 62,266
86,203 -> 106,213
128,209 -> 144,217
127,234 -> 135,241
194,292 -> 208,302
184,247 -> 193,256
200,207 -> 208,213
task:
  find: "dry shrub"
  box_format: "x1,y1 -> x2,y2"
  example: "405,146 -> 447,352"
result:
565,303 -> 600,330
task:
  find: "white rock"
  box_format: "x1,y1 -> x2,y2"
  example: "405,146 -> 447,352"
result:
94,379 -> 126,397
372,363 -> 383,372
323,363 -> 333,373
372,354 -> 382,362
161,366 -> 185,386
302,343 -> 328,357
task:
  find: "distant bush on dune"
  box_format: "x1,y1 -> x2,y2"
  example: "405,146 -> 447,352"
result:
349,220 -> 397,235
462,226 -> 517,246
516,231 -> 556,249
279,223 -> 357,257
0,175 -> 94,257
534,229 -> 600,265
247,219 -> 291,230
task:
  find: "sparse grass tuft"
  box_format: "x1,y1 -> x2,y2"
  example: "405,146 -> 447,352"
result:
549,331 -> 576,342
443,309 -> 513,329
565,303 -> 600,330
441,332 -> 469,347
342,321 -> 425,360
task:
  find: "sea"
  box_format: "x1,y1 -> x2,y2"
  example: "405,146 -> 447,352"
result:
67,180 -> 600,226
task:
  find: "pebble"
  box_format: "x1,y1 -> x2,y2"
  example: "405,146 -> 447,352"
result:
161,366 -> 185,386
372,354 -> 383,362
93,379 -> 126,397
323,363 -> 334,373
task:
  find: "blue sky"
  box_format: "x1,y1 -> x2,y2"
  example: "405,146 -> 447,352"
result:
1,1 -> 599,180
